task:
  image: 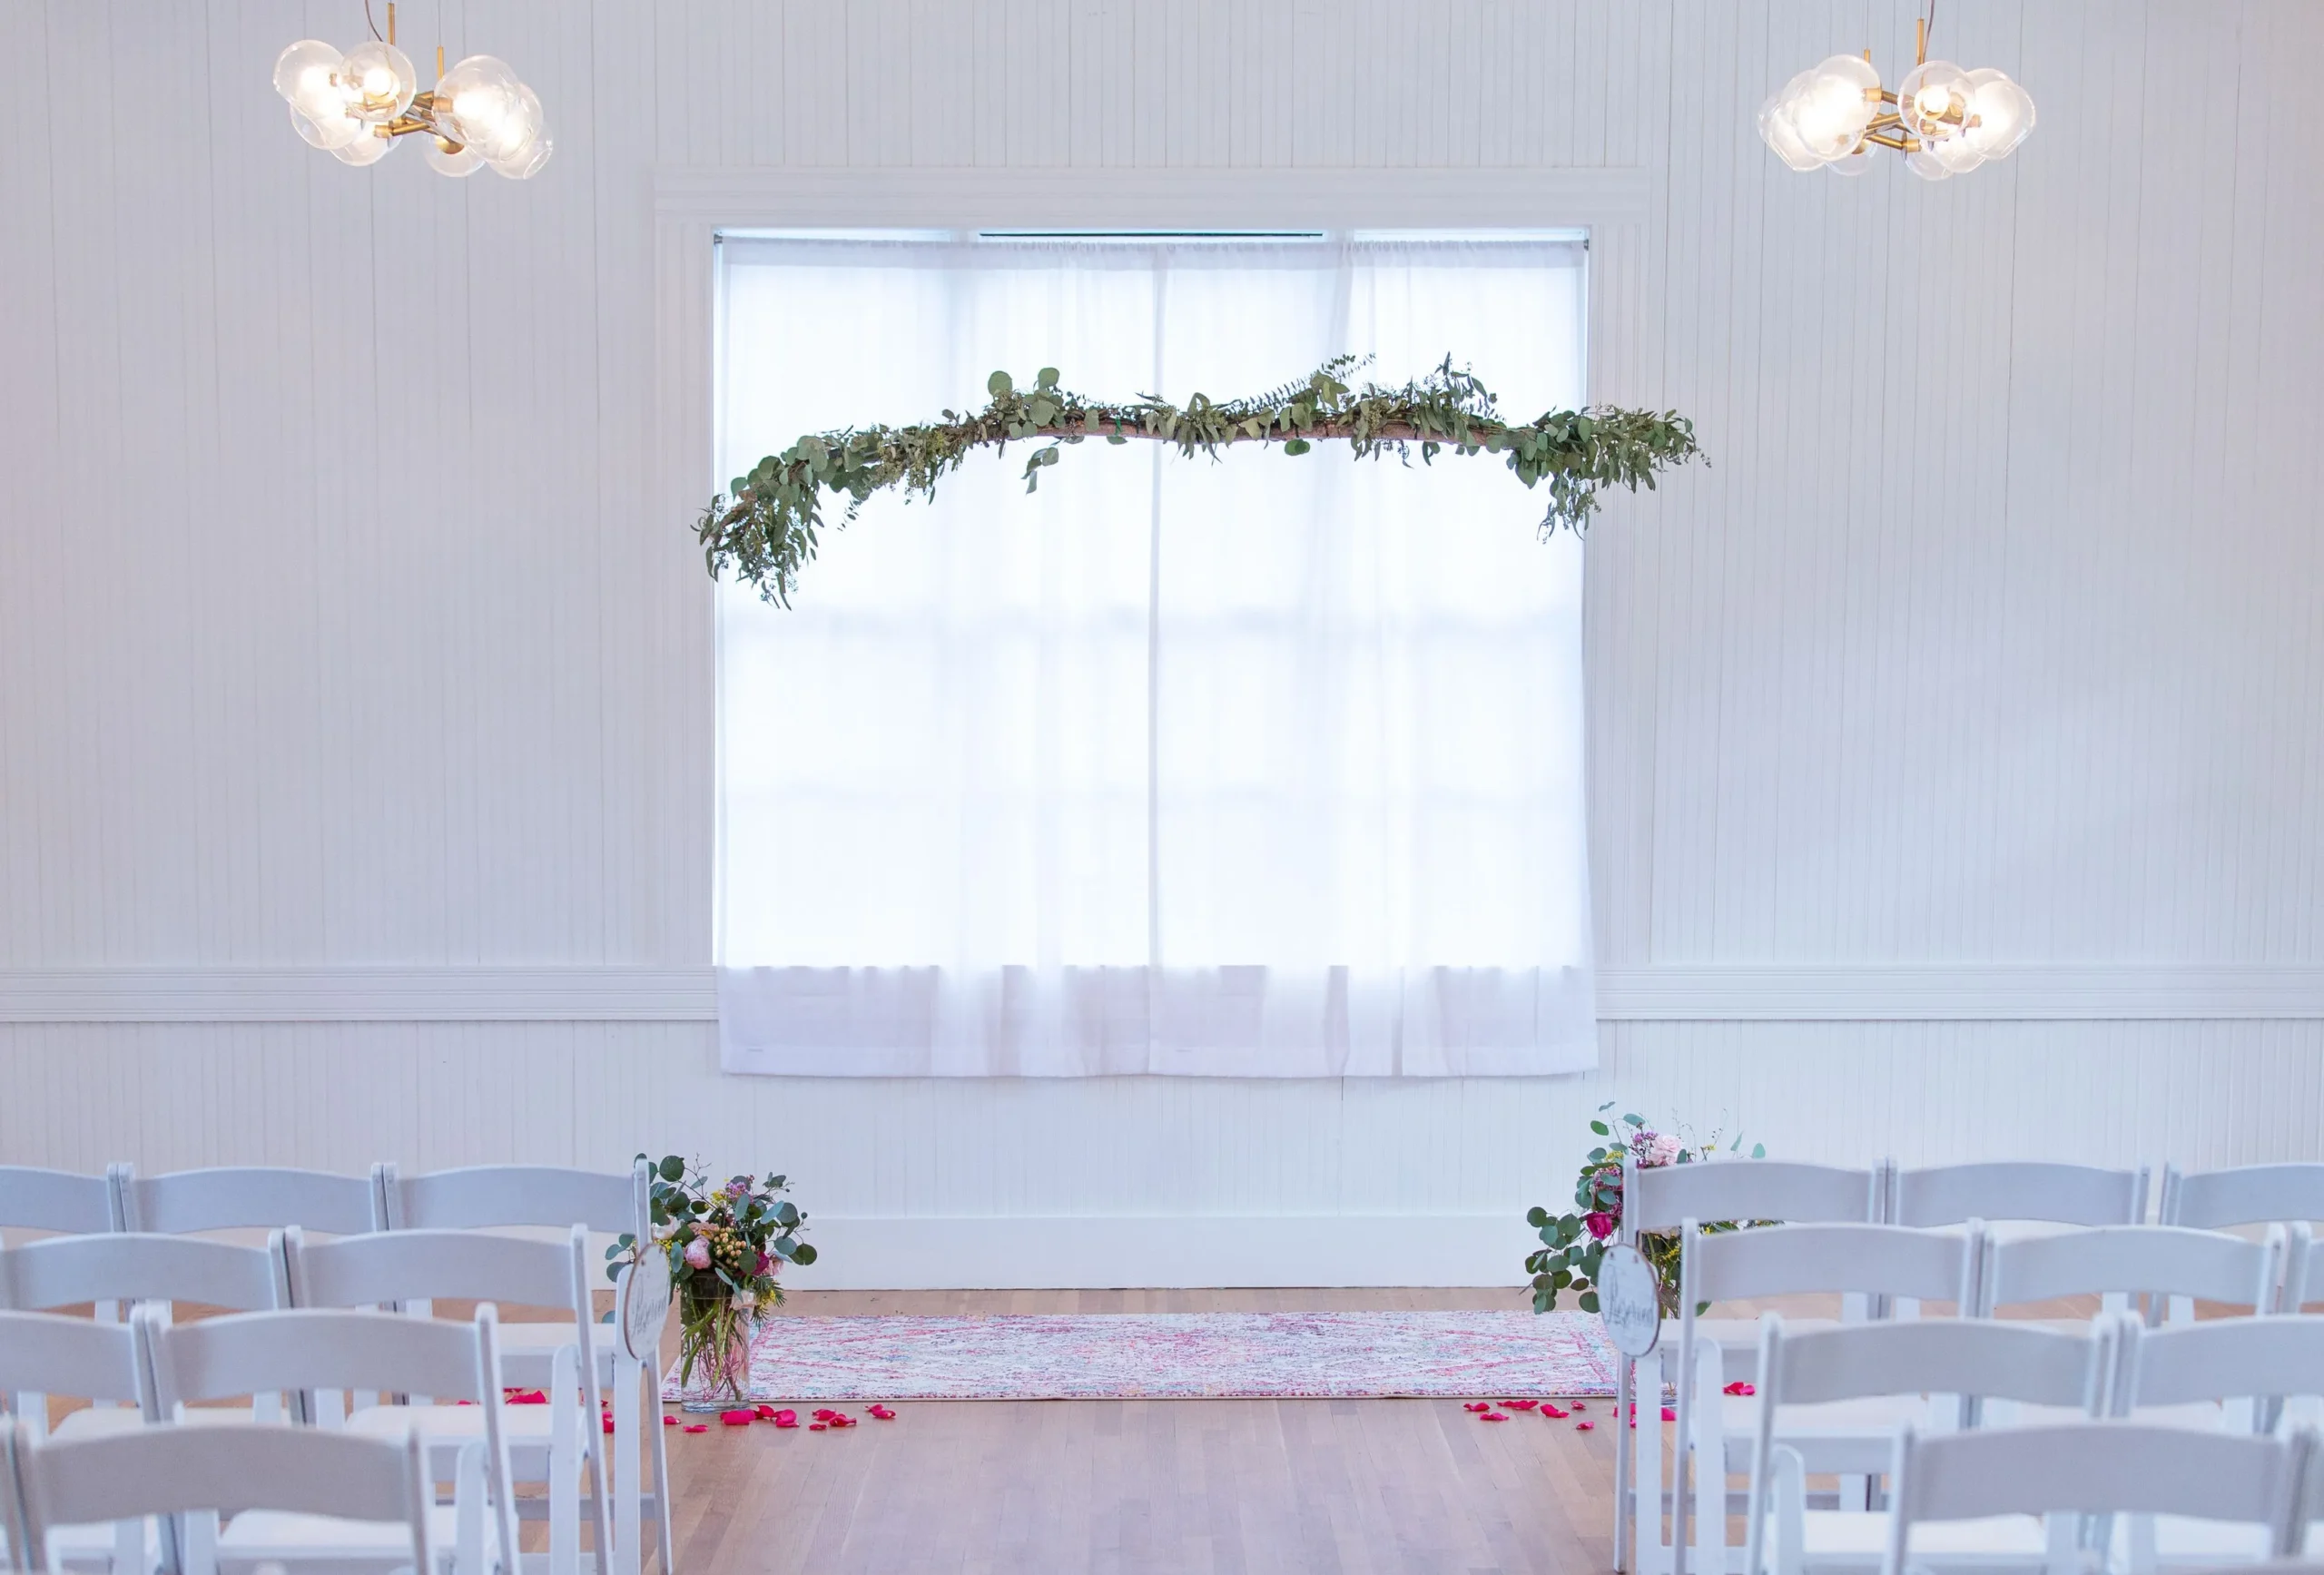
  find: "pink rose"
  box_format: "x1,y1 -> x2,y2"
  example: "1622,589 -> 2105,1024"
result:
684,1237 -> 711,1269
753,1252 -> 772,1275
1583,1211 -> 1617,1240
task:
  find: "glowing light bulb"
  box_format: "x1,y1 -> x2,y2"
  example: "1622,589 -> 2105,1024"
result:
338,41 -> 417,123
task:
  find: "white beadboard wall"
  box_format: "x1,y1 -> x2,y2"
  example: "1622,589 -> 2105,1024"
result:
3,1 -> 2321,1286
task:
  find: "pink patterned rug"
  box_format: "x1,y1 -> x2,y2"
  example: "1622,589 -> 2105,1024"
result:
663,1310 -> 1619,1404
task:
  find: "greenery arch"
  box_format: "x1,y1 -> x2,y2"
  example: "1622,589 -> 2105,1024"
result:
698,356 -> 1700,605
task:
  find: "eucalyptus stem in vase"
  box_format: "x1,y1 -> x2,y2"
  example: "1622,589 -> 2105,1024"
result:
615,1154 -> 816,1407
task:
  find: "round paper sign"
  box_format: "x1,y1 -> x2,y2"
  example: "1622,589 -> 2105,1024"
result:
616,1247 -> 674,1363
1596,1242 -> 1663,1358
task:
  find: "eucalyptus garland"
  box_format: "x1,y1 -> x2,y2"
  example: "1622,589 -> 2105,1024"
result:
699,356 -> 1700,605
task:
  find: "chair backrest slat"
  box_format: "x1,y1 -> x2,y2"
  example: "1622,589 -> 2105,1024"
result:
282,1226 -> 588,1313
2165,1163 -> 2324,1229
1759,1312 -> 2110,1413
12,1416 -> 435,1554
1892,1161 -> 2147,1227
1,1234 -> 279,1313
1882,1422 -> 2308,1573
143,1306 -> 491,1409
2120,1314 -> 2324,1413
1622,1159 -> 1883,1236
1687,1222 -> 1974,1306
114,1165 -> 380,1236
1980,1225 -> 2281,1315
0,1167 -> 116,1235
382,1162 -> 647,1239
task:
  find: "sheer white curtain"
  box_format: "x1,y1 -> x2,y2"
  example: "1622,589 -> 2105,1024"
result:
714,235 -> 1594,1077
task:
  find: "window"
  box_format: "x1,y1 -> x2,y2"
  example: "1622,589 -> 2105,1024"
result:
714,233 -> 1594,1077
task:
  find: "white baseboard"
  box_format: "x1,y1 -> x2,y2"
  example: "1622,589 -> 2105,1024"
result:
3,963 -> 2321,1024
792,1214 -> 1529,1290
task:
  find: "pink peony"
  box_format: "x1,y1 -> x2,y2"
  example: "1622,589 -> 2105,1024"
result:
1583,1210 -> 1618,1240
1635,1130 -> 1682,1167
684,1237 -> 711,1269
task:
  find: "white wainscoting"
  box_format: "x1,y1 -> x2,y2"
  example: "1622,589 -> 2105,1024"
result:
4,1 -> 2322,1285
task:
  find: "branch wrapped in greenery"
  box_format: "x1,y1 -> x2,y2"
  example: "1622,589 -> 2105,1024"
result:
698,356 -> 1701,605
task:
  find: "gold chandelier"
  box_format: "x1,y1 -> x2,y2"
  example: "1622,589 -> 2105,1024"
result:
273,3 -> 550,179
1759,15 -> 2034,181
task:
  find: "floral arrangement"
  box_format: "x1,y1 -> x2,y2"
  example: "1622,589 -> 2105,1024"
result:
1523,1104 -> 1762,1317
611,1155 -> 816,1403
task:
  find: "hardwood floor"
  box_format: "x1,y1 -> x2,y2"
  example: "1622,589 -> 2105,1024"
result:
656,1287 -> 1614,1575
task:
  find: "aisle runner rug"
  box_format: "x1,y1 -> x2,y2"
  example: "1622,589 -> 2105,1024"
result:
663,1310 -> 1619,1403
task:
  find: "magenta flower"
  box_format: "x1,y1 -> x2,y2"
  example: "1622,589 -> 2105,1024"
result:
753,1251 -> 772,1275
1583,1211 -> 1617,1240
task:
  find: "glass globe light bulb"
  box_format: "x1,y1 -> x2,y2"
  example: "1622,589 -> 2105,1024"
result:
1929,136 -> 1985,173
1961,68 -> 2036,159
338,41 -> 418,124
272,40 -> 341,105
289,98 -> 365,152
1758,81 -> 1827,172
1827,146 -> 1873,177
490,131 -> 554,180
424,135 -> 485,177
438,55 -> 529,160
330,127 -> 396,166
1904,148 -> 1953,182
1896,60 -> 1973,143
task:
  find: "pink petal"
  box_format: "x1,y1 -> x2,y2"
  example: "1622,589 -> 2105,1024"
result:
663,1415 -> 677,1426
683,1424 -> 708,1433
1482,1413 -> 1508,1422
1576,1421 -> 1594,1431
719,1409 -> 756,1426
1660,1407 -> 1676,1422
808,1422 -> 826,1432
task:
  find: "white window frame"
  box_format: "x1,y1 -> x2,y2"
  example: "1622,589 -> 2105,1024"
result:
651,165 -> 1658,944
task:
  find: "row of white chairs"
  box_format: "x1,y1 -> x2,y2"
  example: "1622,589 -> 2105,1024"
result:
1606,1158 -> 2324,1575
0,1161 -> 648,1245
0,1162 -> 675,1575
1747,1312 -> 2324,1575
2,1227 -> 634,1575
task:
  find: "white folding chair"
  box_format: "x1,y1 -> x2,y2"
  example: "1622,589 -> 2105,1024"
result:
1617,1158 -> 1887,1575
140,1304 -> 523,1575
282,1226 -> 612,1575
8,1418 -> 436,1575
0,1235 -> 281,1439
1893,1165 -> 2151,1233
2111,1317 -> 2324,1571
1677,1225 -> 1982,1575
0,1169 -> 126,1333
1881,1423 -> 2314,1575
1978,1226 -> 2285,1330
2162,1166 -> 2324,1233
0,1315 -> 155,1574
1747,1314 -> 2118,1575
110,1166 -> 383,1238
379,1162 -> 666,1575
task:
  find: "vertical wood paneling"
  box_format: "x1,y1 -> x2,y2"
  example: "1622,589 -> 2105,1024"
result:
3,2 -> 2322,1243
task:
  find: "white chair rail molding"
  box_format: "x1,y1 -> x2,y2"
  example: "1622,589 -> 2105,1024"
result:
5,1 -> 2323,1571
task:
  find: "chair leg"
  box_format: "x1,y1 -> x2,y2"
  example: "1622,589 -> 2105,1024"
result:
613,1357 -> 642,1575
649,1368 -> 675,1575
1616,1357 -> 1636,1571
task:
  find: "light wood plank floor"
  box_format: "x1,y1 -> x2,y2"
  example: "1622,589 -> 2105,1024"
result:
658,1288 -> 1612,1575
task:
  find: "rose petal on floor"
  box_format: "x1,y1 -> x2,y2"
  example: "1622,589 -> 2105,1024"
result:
1541,1404 -> 1568,1418
719,1409 -> 756,1426
1504,1400 -> 1538,1411
1576,1421 -> 1594,1431
683,1424 -> 707,1434
808,1423 -> 826,1432
1482,1413 -> 1508,1422
662,1415 -> 676,1426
